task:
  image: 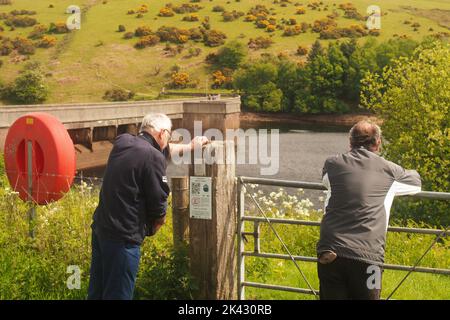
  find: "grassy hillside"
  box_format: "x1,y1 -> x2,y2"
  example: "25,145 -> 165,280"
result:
0,0 -> 449,103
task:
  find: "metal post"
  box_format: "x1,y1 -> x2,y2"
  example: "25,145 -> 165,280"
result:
237,179 -> 245,300
27,140 -> 35,238
254,221 -> 260,254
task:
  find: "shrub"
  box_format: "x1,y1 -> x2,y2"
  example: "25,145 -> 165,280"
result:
6,69 -> 49,104
247,5 -> 270,16
137,4 -> 148,13
312,18 -> 336,33
134,35 -> 160,49
0,38 -> 13,56
368,29 -> 380,37
173,3 -> 202,14
28,24 -> 48,40
283,23 -> 308,36
222,10 -> 244,22
123,32 -> 134,39
256,20 -> 270,29
187,47 -> 201,57
103,88 -> 135,101
203,29 -> 227,47
37,35 -> 57,48
12,37 -> 35,55
296,45 -> 308,56
244,14 -> 257,22
158,7 -> 175,17
182,14 -> 199,22
188,27 -> 203,41
117,25 -> 126,32
10,9 -> 37,16
170,71 -> 191,88
248,36 -> 273,50
320,24 -> 368,39
157,26 -> 191,44
296,7 -> 306,14
134,25 -> 153,37
212,5 -> 225,12
48,22 -> 69,34
211,69 -> 233,89
266,24 -> 276,32
5,15 -> 37,27
287,18 -> 297,26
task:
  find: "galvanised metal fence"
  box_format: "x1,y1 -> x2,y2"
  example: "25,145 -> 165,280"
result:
237,176 -> 450,300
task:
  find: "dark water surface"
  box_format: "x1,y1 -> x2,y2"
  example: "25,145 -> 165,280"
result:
80,122 -> 350,184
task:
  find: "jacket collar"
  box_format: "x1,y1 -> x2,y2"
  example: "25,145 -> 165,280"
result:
138,131 -> 162,152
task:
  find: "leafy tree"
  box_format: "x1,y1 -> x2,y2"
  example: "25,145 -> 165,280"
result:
6,70 -> 49,104
275,59 -> 298,112
306,42 -> 349,113
234,61 -> 282,112
361,41 -> 449,225
213,41 -> 247,70
374,38 -> 418,71
307,40 -> 323,62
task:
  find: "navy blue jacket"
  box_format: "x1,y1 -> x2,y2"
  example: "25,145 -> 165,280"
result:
92,132 -> 170,245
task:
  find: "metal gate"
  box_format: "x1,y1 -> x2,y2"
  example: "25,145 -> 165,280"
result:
237,176 -> 450,300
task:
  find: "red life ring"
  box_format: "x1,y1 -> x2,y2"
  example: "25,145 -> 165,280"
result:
3,112 -> 76,205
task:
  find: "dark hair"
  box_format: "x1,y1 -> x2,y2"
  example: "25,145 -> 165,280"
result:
349,120 -> 381,149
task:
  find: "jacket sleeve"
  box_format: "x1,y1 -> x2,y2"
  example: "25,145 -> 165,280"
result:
387,161 -> 422,196
322,159 -> 331,213
143,153 -> 171,219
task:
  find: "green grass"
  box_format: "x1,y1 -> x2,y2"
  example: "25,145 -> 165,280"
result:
0,156 -> 448,299
1,0 -> 449,103
242,221 -> 450,300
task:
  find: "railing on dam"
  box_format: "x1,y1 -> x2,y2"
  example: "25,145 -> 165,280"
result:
0,97 -> 241,170
237,176 -> 450,300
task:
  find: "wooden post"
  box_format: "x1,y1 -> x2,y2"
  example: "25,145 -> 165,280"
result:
188,141 -> 237,300
171,176 -> 189,247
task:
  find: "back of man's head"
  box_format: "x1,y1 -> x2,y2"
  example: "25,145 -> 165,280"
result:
140,113 -> 172,133
349,120 -> 382,151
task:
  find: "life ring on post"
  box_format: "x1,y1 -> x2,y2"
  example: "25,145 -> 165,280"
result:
3,112 -> 76,205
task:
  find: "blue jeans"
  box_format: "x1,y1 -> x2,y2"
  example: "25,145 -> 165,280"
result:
87,230 -> 141,300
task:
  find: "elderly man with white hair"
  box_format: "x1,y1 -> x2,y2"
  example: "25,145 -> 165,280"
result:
88,113 -> 208,300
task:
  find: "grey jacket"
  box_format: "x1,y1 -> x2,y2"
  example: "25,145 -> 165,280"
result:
317,147 -> 421,265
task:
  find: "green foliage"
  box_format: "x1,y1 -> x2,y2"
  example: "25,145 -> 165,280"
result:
103,88 -> 135,101
4,15 -> 37,27
202,29 -> 227,47
243,185 -> 450,300
211,41 -> 247,70
0,171 -> 197,300
234,61 -> 282,112
232,37 -> 424,114
361,41 -> 450,225
248,36 -> 273,50
4,69 -> 48,104
135,242 -> 197,299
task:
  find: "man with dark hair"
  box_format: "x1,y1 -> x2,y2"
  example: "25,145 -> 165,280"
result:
317,120 -> 422,300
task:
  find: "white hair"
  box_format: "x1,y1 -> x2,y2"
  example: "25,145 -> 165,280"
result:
140,113 -> 172,133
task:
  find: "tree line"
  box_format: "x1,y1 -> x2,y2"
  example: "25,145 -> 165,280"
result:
210,37 -> 435,114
